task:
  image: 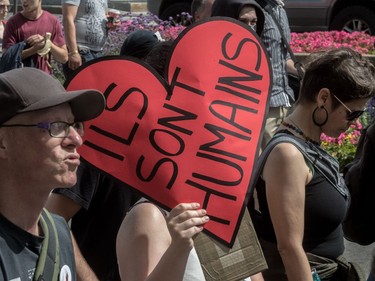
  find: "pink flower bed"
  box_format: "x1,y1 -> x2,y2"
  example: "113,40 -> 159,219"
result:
290,31 -> 375,54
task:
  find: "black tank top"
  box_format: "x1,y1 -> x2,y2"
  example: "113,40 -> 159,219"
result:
256,133 -> 348,259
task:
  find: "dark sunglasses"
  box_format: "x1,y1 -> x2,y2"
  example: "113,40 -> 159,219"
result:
332,94 -> 365,121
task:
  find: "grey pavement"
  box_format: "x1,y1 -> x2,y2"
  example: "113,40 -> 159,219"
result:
344,239 -> 374,276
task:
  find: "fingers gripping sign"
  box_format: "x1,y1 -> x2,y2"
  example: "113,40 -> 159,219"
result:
167,203 -> 210,249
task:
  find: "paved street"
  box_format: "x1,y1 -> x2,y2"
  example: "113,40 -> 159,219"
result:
344,239 -> 374,276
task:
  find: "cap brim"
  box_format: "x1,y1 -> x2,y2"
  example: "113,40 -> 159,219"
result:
19,89 -> 106,122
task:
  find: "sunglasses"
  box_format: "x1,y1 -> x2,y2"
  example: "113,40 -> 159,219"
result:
332,94 -> 365,121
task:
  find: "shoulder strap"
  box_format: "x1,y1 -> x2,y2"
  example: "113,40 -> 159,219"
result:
34,208 -> 60,281
255,133 -> 349,199
257,0 -> 305,79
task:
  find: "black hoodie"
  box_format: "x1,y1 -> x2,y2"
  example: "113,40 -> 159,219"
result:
211,0 -> 265,36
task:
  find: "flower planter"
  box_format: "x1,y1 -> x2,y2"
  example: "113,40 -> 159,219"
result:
295,53 -> 375,66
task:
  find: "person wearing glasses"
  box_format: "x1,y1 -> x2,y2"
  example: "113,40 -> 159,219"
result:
0,67 -> 105,280
252,47 -> 375,281
2,0 -> 68,74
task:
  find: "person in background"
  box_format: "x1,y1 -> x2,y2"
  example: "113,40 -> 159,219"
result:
46,29 -> 161,281
343,107 -> 375,281
116,40 -> 267,281
0,0 -> 9,52
120,29 -> 159,59
255,47 -> 375,281
47,161 -> 142,281
211,3 -> 266,280
116,45 -> 210,281
211,0 -> 265,36
0,67 -> 105,280
254,0 -> 299,149
117,199 -> 209,281
191,0 -> 215,22
2,0 -> 68,74
62,0 -> 108,79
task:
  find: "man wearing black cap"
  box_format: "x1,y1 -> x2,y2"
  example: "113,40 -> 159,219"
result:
0,67 -> 105,280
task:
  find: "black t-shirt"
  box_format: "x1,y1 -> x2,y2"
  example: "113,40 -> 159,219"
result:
53,160 -> 141,281
0,212 -> 76,281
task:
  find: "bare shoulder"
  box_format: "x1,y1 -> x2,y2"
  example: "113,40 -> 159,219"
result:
120,202 -> 168,236
267,142 -> 306,164
263,141 -> 311,183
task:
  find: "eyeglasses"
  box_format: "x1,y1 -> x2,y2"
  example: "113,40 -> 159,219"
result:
0,121 -> 84,138
332,94 -> 365,121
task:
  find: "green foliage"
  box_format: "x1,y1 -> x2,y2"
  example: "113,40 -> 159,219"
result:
321,128 -> 360,170
320,109 -> 374,170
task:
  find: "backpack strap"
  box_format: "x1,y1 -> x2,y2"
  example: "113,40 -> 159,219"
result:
34,208 -> 60,281
255,133 -> 349,199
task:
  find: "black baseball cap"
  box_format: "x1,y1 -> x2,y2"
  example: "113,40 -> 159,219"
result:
0,68 -> 106,124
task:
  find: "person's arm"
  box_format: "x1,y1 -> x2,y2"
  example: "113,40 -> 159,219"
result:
71,232 -> 99,281
263,143 -> 313,281
49,42 -> 68,63
22,33 -> 68,63
46,193 -> 99,281
250,272 -> 265,281
62,3 -> 82,70
17,33 -> 45,59
2,18 -> 18,53
116,202 -> 209,281
287,59 -> 299,75
49,14 -> 68,63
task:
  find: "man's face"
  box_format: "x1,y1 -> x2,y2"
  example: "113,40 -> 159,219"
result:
21,0 -> 41,14
0,0 -> 10,20
0,103 -> 83,190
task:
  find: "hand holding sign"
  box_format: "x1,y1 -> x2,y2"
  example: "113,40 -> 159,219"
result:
65,18 -> 271,247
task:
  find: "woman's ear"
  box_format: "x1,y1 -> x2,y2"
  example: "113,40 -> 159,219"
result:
317,88 -> 330,106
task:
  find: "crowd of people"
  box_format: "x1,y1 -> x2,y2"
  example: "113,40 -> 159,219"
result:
0,0 -> 374,280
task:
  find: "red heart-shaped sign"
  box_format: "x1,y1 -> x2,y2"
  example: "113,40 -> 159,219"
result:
66,18 -> 271,247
